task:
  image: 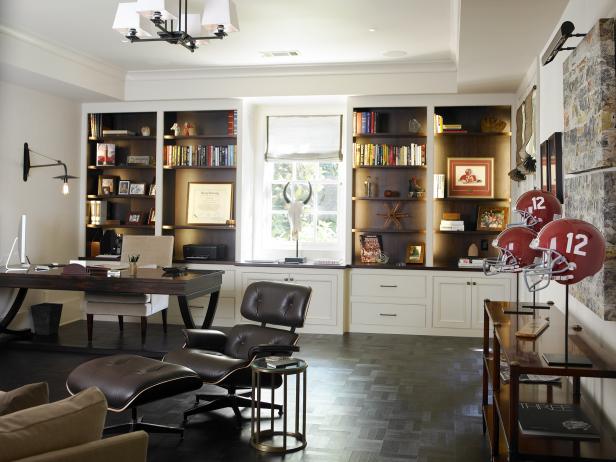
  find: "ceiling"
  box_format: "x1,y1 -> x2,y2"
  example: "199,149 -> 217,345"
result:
0,0 -> 568,93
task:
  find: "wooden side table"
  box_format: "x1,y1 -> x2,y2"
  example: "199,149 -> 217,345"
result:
250,357 -> 307,454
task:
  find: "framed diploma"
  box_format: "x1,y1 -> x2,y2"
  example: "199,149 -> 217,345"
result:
186,182 -> 234,225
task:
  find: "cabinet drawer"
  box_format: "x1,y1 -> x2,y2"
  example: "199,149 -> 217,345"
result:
351,273 -> 426,299
351,302 -> 426,327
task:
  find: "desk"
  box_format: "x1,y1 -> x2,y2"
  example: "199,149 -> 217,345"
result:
0,268 -> 223,338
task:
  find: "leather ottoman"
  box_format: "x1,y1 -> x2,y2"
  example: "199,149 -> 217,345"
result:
67,354 -> 202,438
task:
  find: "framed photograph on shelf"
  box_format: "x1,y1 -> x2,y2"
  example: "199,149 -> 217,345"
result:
98,175 -> 118,195
149,184 -> 156,196
147,208 -> 156,224
405,243 -> 425,265
96,143 -> 115,166
186,182 -> 234,225
126,211 -> 144,225
540,140 -> 550,192
547,132 -> 563,203
118,180 -> 130,195
129,182 -> 146,195
447,157 -> 494,198
476,206 -> 509,231
359,234 -> 383,264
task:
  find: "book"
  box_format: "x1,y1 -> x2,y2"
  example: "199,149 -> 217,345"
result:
458,258 -> 484,268
265,356 -> 299,369
443,124 -> 462,129
518,402 -> 600,440
353,143 -> 425,166
359,234 -> 383,263
102,129 -> 135,136
433,174 -> 445,198
164,144 -> 236,167
433,114 -> 444,133
96,143 -> 115,166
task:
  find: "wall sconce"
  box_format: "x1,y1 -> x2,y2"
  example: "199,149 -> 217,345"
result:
542,21 -> 586,66
23,143 -> 78,195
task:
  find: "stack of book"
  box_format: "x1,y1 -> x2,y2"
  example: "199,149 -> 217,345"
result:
433,174 -> 445,198
353,111 -> 382,134
88,201 -> 108,225
227,110 -> 237,136
265,356 -> 299,369
164,144 -> 236,167
440,219 -> 464,231
434,114 -> 444,133
102,129 -> 136,136
88,113 -> 103,139
442,124 -> 467,134
353,143 -> 425,166
458,258 -> 484,268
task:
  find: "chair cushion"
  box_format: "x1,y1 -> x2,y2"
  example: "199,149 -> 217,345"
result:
0,387 -> 106,462
0,383 -> 49,416
85,293 -> 151,304
66,355 -> 202,412
241,282 -> 311,328
164,349 -> 249,385
224,324 -> 298,359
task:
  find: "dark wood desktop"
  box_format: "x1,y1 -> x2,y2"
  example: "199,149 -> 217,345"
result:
0,267 -> 223,338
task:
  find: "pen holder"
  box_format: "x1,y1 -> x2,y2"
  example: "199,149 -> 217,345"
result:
128,262 -> 138,276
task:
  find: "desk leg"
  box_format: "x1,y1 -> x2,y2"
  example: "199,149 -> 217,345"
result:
201,290 -> 220,329
177,296 -> 196,329
0,288 -> 31,337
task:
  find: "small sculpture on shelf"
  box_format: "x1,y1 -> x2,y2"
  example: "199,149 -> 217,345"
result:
383,189 -> 400,197
377,202 -> 409,230
408,117 -> 422,134
408,177 -> 425,198
182,122 -> 195,136
364,176 -> 376,197
170,123 -> 180,137
480,116 -> 507,133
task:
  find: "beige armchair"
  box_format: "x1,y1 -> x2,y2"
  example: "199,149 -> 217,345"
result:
84,235 -> 174,343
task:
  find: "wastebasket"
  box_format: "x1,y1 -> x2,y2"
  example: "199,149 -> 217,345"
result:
31,303 -> 63,336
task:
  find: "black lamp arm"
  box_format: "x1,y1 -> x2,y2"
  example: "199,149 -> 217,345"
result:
23,142 -> 69,181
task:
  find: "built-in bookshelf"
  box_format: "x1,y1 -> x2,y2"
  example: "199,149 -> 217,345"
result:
352,106 -> 428,265
85,112 -> 157,257
162,110 -> 238,262
433,105 -> 511,267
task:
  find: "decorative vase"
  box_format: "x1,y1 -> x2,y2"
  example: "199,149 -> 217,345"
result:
128,262 -> 137,276
188,127 -> 196,136
140,126 -> 150,136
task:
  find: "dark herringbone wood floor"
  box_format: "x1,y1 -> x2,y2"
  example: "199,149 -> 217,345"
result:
0,321 -> 489,462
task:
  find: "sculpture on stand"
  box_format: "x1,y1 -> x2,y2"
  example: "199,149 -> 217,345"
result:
282,181 -> 312,263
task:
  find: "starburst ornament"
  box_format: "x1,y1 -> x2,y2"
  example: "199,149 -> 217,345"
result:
377,202 -> 409,230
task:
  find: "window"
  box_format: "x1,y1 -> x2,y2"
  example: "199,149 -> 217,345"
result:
266,160 -> 341,246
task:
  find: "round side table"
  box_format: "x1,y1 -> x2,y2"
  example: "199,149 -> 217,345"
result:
250,357 -> 307,454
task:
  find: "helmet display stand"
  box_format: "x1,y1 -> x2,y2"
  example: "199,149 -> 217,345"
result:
504,272 -> 553,315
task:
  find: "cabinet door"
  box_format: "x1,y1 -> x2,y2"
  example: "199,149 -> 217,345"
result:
290,273 -> 337,327
432,276 -> 472,329
471,277 -> 511,329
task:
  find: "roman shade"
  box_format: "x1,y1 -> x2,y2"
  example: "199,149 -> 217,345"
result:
265,115 -> 343,161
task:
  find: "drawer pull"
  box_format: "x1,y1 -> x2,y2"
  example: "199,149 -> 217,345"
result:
466,281 -> 471,285
283,278 -> 289,281
379,313 -> 397,317
379,284 -> 398,288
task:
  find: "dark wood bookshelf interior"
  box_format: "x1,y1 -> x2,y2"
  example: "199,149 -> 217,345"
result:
352,106 -> 428,265
433,105 -> 511,267
162,110 -> 238,261
85,112 -> 157,257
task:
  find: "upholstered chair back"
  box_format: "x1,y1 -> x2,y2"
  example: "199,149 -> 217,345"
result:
224,282 -> 312,360
120,236 -> 174,267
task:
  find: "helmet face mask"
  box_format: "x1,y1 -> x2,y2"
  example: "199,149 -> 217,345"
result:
509,209 -> 541,229
483,248 -> 518,275
524,247 -> 573,292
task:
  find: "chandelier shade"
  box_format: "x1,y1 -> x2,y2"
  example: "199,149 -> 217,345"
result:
135,0 -> 179,21
201,0 -> 239,33
112,2 -> 152,37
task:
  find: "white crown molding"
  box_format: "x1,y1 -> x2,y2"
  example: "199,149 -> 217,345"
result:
126,59 -> 457,81
0,25 -> 125,81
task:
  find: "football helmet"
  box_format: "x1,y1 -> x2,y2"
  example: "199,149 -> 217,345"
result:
523,218 -> 606,292
483,227 -> 541,275
511,190 -> 562,232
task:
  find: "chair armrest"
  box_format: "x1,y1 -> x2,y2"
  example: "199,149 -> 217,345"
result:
248,344 -> 299,359
183,329 -> 228,352
16,431 -> 148,462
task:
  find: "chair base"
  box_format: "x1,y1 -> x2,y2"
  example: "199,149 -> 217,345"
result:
105,407 -> 184,439
184,390 -> 283,427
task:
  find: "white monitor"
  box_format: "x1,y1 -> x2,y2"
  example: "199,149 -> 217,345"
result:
5,214 -> 29,271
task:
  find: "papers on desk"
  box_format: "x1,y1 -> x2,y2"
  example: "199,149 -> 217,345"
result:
69,260 -> 128,271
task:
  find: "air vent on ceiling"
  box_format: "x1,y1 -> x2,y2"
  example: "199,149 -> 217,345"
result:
260,50 -> 300,58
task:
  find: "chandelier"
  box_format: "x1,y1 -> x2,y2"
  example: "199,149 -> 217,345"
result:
113,0 -> 239,53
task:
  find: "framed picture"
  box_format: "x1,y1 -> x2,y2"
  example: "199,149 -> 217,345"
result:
98,175 -> 118,195
447,157 -> 494,198
547,132 -> 563,203
540,139 -> 549,192
477,206 -> 509,231
127,211 -> 144,225
129,182 -> 146,195
186,182 -> 234,225
147,207 -> 156,224
118,180 -> 130,195
359,234 -> 383,264
149,184 -> 156,196
96,143 -> 116,166
405,243 -> 425,265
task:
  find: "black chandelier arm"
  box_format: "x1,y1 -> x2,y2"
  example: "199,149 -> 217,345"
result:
23,143 -> 70,182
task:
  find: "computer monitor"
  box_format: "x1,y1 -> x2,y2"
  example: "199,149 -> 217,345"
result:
5,214 -> 29,271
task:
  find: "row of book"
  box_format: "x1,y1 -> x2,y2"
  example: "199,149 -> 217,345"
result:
89,113 -> 103,139
227,110 -> 238,136
440,219 -> 464,231
88,200 -> 108,225
353,111 -> 383,134
433,174 -> 445,198
164,144 -> 236,167
353,143 -> 426,167
433,115 -> 467,134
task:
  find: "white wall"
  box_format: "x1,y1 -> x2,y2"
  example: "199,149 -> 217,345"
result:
514,0 -> 616,426
0,80 -> 82,327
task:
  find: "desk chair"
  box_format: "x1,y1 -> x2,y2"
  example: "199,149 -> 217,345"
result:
84,235 -> 174,343
163,281 -> 311,426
